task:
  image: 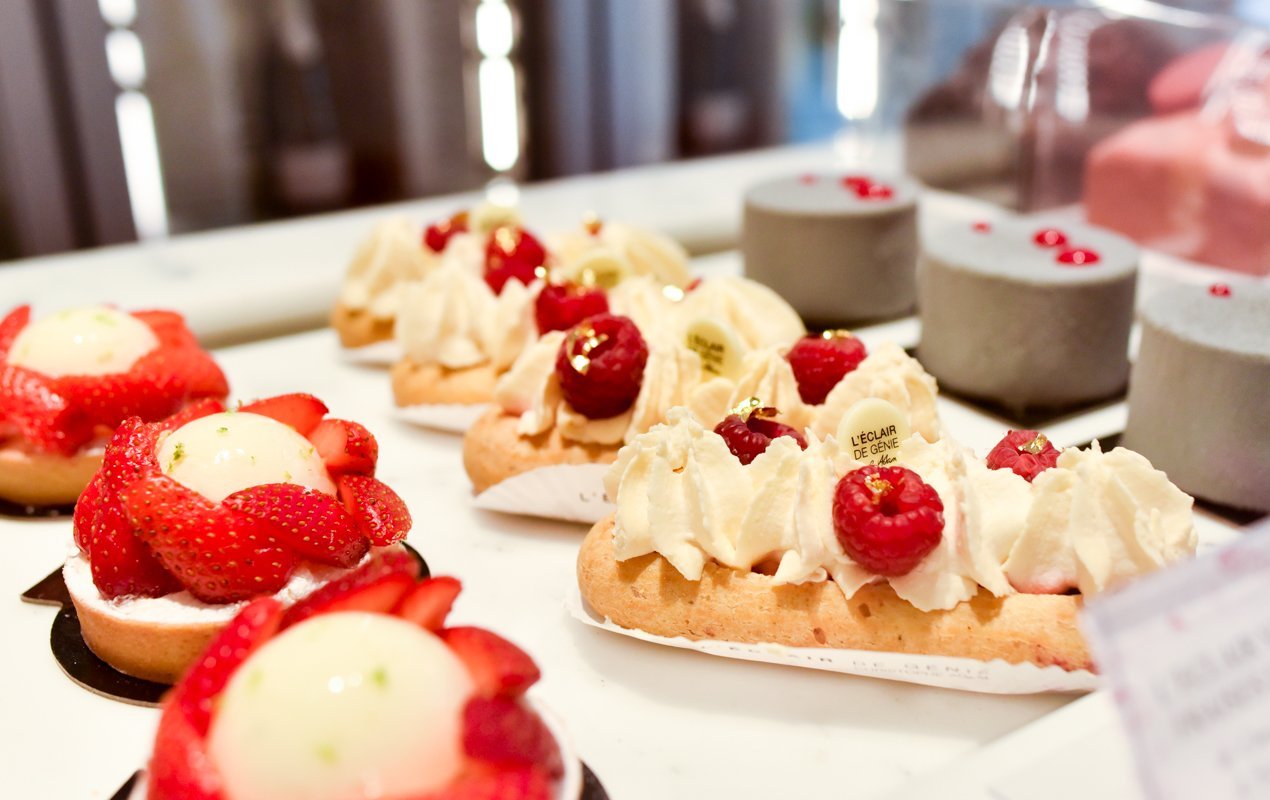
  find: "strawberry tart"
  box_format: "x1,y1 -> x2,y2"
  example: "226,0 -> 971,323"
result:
138,561 -> 574,800
464,283 -> 942,501
391,214 -> 691,410
0,305 -> 228,509
332,203 -> 524,350
579,410 -> 1196,670
65,393 -> 413,684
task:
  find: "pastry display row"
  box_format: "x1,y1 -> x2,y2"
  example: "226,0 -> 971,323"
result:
1,148 -> 1265,796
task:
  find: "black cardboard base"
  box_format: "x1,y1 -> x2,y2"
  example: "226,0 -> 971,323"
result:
20,543 -> 429,706
0,496 -> 75,520
112,761 -> 609,799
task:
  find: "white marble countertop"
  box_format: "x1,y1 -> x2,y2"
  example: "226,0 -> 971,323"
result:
0,142 -> 843,346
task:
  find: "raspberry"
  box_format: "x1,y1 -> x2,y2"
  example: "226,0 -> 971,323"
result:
485,226 -> 548,294
424,211 -> 468,253
985,430 -> 1060,482
534,283 -> 609,335
713,405 -> 807,465
832,465 -> 944,577
555,314 -> 648,419
786,331 -> 868,405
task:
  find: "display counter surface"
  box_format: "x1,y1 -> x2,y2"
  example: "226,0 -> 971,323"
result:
0,145 -> 1253,799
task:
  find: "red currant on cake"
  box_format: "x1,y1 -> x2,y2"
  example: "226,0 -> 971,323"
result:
985,430 -> 1060,482
423,210 -> 469,253
786,330 -> 868,405
554,314 -> 649,419
485,226 -> 548,294
832,465 -> 944,577
713,401 -> 807,465
534,282 -> 609,335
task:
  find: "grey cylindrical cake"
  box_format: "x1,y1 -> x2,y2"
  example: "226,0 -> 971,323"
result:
1123,284 -> 1270,512
917,215 -> 1138,412
742,173 -> 919,326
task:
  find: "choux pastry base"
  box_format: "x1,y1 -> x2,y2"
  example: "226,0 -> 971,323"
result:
578,515 -> 1091,671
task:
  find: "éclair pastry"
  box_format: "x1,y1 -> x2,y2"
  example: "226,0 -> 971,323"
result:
578,408 -> 1196,670
466,287 -> 940,500
391,216 -> 692,411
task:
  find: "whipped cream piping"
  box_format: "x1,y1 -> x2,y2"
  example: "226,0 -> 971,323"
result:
605,410 -> 1196,611
495,304 -> 941,451
396,265 -> 540,371
338,218 -> 437,319
550,222 -> 693,289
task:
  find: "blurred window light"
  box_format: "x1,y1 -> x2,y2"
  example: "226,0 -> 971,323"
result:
115,91 -> 169,238
98,0 -> 136,28
105,28 -> 146,89
475,0 -> 514,58
478,57 -> 520,171
837,0 -> 879,120
989,25 -> 1029,110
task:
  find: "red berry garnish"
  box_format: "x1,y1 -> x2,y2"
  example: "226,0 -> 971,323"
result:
485,226 -> 548,294
863,183 -> 894,200
985,429 -> 1060,482
441,626 -> 542,698
1056,247 -> 1100,266
1209,283 -> 1231,297
424,211 -> 469,253
534,283 -> 609,335
554,314 -> 648,419
713,404 -> 807,465
972,221 -> 992,233
1033,228 -> 1068,247
786,331 -> 868,405
832,465 -> 944,577
841,175 -> 871,192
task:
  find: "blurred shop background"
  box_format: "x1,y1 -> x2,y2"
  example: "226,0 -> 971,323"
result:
0,0 -> 1267,262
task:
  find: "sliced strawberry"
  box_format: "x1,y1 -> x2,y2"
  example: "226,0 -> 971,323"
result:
462,697 -> 563,777
157,398 -> 226,432
224,483 -> 369,567
425,765 -> 553,800
87,494 -> 180,599
175,597 -> 284,736
0,364 -> 94,454
170,349 -> 230,400
99,416 -> 162,495
439,627 -> 541,698
121,474 -> 298,603
131,309 -> 200,349
338,474 -> 411,545
280,547 -> 421,629
0,304 -> 30,359
148,701 -> 227,800
394,576 -> 462,631
310,418 -> 378,476
55,364 -> 185,427
238,393 -> 328,435
72,474 -> 103,552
